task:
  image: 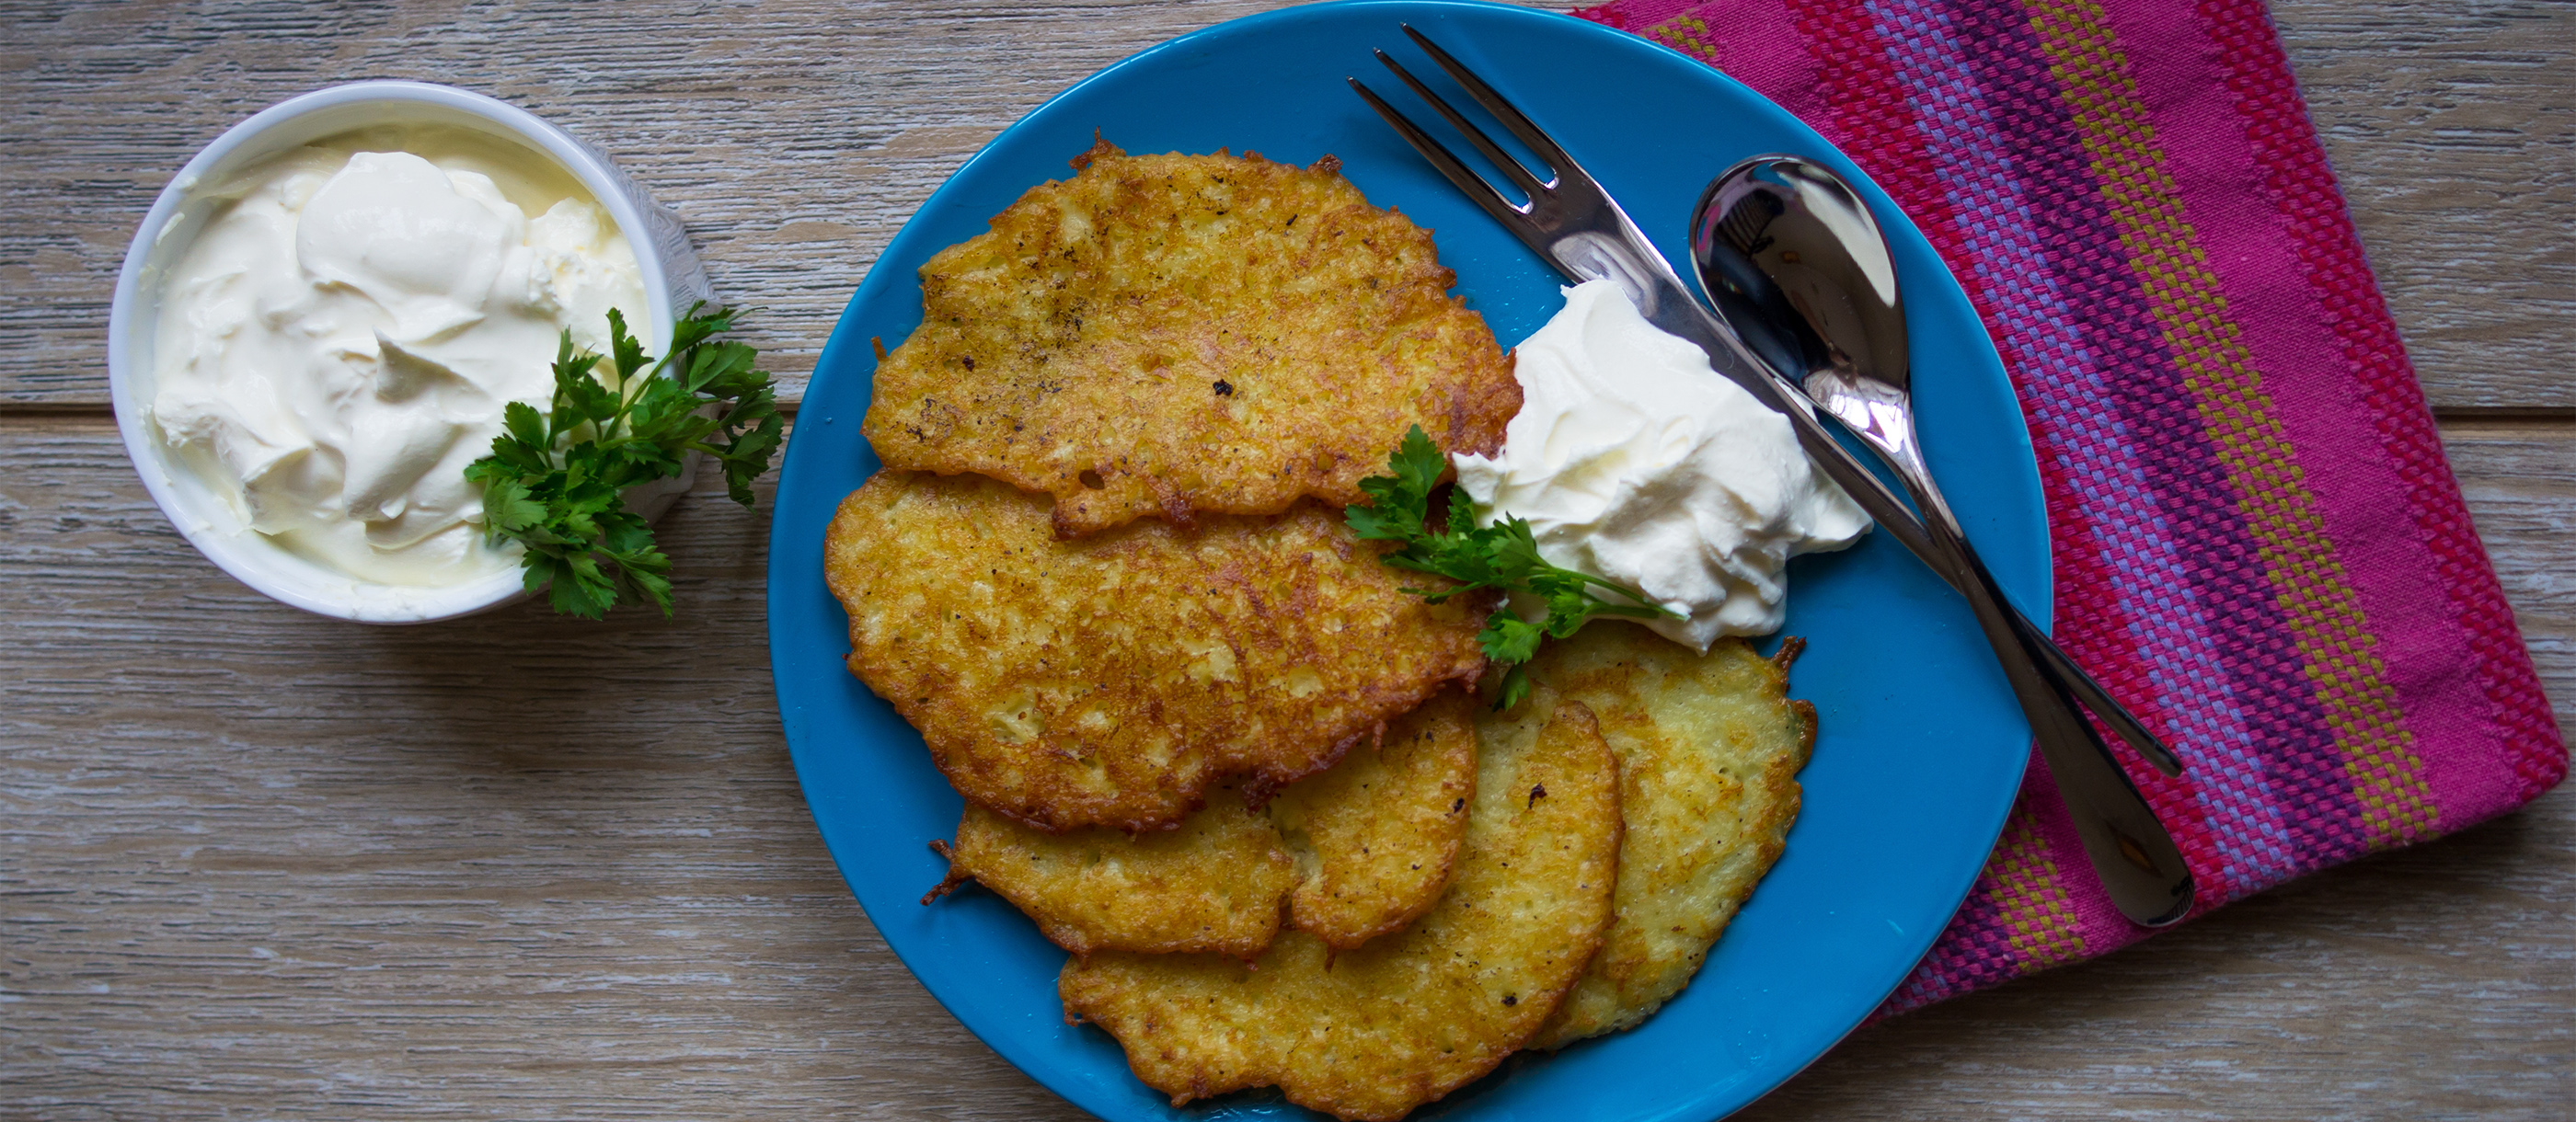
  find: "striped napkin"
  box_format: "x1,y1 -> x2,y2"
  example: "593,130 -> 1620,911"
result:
1570,0 -> 2567,1011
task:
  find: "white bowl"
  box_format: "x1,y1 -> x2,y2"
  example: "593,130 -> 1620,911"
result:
109,80 -> 713,624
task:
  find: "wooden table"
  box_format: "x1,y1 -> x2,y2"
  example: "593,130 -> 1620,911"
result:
5,1 -> 2568,1117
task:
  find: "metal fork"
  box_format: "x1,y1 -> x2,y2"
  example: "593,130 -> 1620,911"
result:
1351,25 -> 2194,927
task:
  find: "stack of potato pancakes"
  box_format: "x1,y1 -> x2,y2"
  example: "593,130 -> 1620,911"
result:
823,142 -> 1818,1122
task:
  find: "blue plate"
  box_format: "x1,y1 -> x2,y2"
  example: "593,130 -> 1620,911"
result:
769,3 -> 2042,1118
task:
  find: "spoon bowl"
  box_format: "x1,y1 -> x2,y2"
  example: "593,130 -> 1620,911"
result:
1693,157 -> 1943,517
1692,155 -> 2195,927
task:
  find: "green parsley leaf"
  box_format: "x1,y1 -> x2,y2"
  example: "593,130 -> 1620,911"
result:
1346,425 -> 1677,708
467,303 -> 783,619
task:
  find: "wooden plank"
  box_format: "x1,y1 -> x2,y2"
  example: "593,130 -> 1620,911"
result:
1744,790 -> 2575,1121
2271,0 -> 2576,411
5,0 -> 2567,409
0,415 -> 1087,1119
1743,419 -> 2576,1121
2,414 -> 2566,1118
2444,419 -> 2576,694
0,0 -> 1322,408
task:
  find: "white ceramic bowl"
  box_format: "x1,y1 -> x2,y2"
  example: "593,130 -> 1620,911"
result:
108,80 -> 713,624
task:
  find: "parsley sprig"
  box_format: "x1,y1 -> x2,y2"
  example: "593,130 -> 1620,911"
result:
1346,426 -> 1677,709
465,304 -> 784,619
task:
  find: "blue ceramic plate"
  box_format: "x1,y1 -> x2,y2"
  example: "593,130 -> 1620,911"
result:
770,3 -> 2042,1118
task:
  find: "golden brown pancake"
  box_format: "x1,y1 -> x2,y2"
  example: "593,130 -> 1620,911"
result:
1058,691 -> 1621,1122
862,141 -> 1519,537
1524,623 -> 1814,1048
930,692 -> 1477,957
938,780 -> 1291,958
823,469 -> 1489,832
1266,692 -> 1477,948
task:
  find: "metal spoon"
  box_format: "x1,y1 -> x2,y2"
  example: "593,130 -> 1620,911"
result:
1694,158 -> 2181,779
1691,154 -> 2194,926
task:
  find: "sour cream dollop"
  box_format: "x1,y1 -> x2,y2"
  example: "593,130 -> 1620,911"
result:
1454,279 -> 1870,650
149,126 -> 646,587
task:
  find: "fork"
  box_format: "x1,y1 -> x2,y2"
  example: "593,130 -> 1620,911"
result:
1351,25 -> 2194,927
1350,27 -> 2168,761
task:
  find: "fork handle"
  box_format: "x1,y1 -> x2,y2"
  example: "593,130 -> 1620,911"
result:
1345,32 -> 2188,920
1624,269 -> 2184,776
2015,612 -> 2181,775
1621,266 -> 2196,925
1765,346 -> 2195,922
1925,501 -> 2197,926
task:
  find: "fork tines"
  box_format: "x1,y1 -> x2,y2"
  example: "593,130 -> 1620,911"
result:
1349,25 -> 1593,233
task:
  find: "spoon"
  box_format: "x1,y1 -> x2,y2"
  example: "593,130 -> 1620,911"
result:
1691,155 -> 2194,926
1696,156 -> 2181,777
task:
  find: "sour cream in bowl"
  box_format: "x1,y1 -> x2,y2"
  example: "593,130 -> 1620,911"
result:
109,81 -> 711,624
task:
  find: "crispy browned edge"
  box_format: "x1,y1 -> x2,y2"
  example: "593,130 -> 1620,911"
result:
918,690 -> 1476,959
1281,692 -> 1478,950
823,474 -> 1491,835
869,136 -> 1517,540
1533,633 -> 1815,1048
1055,696 -> 1623,1121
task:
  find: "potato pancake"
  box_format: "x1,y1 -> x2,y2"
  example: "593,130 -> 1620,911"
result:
1525,623 -> 1813,1049
931,692 -> 1477,957
1058,693 -> 1620,1122
862,141 -> 1519,537
937,781 -> 1292,958
1267,692 -> 1476,947
823,470 -> 1489,832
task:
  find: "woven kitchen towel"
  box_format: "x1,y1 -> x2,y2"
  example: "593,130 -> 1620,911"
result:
1570,0 -> 2566,1011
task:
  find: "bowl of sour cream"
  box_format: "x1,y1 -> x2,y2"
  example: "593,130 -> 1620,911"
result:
109,80 -> 712,624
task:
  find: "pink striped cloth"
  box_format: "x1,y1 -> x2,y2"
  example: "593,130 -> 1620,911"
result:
1570,0 -> 2566,1010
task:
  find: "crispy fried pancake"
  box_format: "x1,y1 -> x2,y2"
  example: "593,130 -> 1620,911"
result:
824,470 -> 1489,832
1525,623 -> 1813,1049
1268,693 -> 1476,947
862,141 -> 1519,537
1058,693 -> 1620,1122
933,692 -> 1477,957
938,781 -> 1292,958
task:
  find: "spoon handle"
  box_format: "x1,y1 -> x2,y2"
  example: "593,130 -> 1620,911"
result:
2016,613 -> 2184,775
1632,272 -> 2196,925
1766,389 -> 2195,923
1532,237 -> 2194,923
1816,439 -> 2184,778
1921,498 -> 2197,927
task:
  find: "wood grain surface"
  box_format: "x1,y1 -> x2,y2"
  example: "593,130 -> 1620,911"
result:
2,1 -> 2569,1119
